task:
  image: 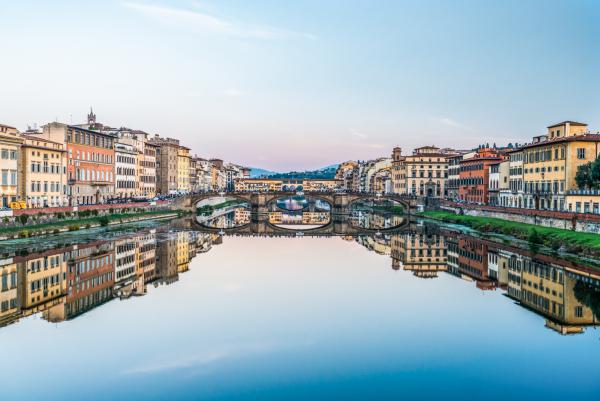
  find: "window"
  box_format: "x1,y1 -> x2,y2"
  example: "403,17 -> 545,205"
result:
577,148 -> 586,159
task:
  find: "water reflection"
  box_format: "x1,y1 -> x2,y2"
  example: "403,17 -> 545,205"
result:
349,210 -> 406,230
1,221 -> 598,335
0,228 -> 221,327
197,207 -> 251,229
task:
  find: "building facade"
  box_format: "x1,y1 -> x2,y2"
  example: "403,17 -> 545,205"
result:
150,136 -> 180,195
41,122 -> 115,205
114,139 -> 138,199
0,124 -> 23,207
19,134 -> 68,207
521,121 -> 599,211
458,148 -> 502,204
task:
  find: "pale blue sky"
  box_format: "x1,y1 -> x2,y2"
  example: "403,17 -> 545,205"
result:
1,0 -> 598,170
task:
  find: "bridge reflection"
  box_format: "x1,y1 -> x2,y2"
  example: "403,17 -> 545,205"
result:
1,219 -> 598,336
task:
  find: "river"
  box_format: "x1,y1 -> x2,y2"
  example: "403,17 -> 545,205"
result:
0,214 -> 598,400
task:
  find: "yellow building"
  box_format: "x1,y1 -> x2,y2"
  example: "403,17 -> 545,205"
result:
17,250 -> 67,312
234,178 -> 341,192
522,121 -> 599,211
565,193 -> 600,214
177,146 -> 191,194
391,232 -> 448,278
19,134 -> 68,207
0,258 -> 19,327
176,231 -> 190,273
392,146 -> 453,197
0,124 -> 23,207
518,261 -> 596,333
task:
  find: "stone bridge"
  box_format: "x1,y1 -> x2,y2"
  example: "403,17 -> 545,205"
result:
172,215 -> 413,236
179,191 -> 418,215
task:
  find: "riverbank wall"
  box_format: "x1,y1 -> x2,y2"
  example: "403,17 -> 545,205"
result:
440,201 -> 600,234
0,201 -> 177,235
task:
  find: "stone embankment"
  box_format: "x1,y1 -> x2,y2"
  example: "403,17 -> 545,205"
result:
441,201 -> 600,234
0,201 -> 181,240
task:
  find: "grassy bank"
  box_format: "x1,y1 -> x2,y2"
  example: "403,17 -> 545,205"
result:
421,210 -> 600,257
371,205 -> 404,215
0,210 -> 183,239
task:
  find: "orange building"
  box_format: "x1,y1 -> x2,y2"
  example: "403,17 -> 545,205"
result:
458,148 -> 502,204
41,122 -> 115,205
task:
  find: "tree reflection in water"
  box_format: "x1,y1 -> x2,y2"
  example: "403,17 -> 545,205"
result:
1,219 -> 598,335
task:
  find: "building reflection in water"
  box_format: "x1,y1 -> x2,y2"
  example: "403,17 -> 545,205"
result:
372,222 -> 600,335
0,228 -> 222,328
0,222 -> 598,336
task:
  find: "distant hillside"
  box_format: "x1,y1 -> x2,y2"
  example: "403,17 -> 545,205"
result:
249,164 -> 340,180
250,168 -> 278,178
266,164 -> 340,180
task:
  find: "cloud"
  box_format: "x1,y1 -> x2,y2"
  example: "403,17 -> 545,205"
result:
350,129 -> 368,139
124,2 -> 317,40
223,88 -> 244,97
121,342 -> 275,375
438,117 -> 474,132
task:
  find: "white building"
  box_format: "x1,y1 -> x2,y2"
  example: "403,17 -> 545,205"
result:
500,149 -> 524,208
114,139 -> 137,199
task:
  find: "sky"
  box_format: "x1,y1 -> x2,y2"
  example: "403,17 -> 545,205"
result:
1,0 -> 599,171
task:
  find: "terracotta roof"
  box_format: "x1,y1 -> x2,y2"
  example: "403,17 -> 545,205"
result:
20,134 -> 63,145
547,121 -> 587,128
518,134 -> 600,150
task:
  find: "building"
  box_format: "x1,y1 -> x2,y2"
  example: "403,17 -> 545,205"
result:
209,158 -> 226,191
16,249 -> 68,314
114,138 -> 138,199
234,178 -> 342,192
224,163 -> 250,192
488,160 -> 509,206
41,122 -> 115,205
565,192 -> 600,214
394,146 -> 453,197
500,148 -> 525,208
521,121 -> 599,211
150,135 -> 180,195
19,134 -> 68,207
140,141 -> 157,198
335,161 -> 359,191
107,129 -> 156,199
458,147 -> 502,204
391,229 -> 448,278
0,257 -> 19,327
177,146 -> 191,194
357,157 -> 392,193
190,157 -> 213,192
0,124 -> 23,207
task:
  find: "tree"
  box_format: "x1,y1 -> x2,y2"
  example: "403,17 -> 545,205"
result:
18,214 -> 28,226
576,156 -> 600,189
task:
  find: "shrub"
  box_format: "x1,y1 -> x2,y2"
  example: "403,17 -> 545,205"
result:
68,224 -> 80,231
18,215 -> 28,225
53,229 -> 60,234
56,212 -> 65,220
18,230 -> 29,238
99,216 -> 110,226
85,223 -> 91,229
528,229 -> 542,245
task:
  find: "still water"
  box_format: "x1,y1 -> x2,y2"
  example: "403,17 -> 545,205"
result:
0,216 -> 599,401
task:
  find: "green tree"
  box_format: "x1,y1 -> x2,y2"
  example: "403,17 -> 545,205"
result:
18,214 -> 28,226
576,156 -> 600,189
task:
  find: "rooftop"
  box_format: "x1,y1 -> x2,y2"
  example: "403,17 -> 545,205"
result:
547,121 -> 587,129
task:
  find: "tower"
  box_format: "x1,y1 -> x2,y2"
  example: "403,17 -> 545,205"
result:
87,107 -> 96,126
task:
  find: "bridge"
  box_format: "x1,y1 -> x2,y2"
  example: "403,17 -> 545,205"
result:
172,215 -> 413,236
179,191 -> 419,215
